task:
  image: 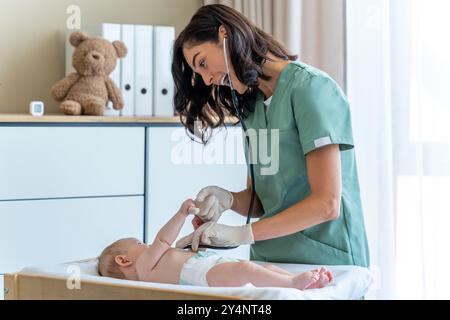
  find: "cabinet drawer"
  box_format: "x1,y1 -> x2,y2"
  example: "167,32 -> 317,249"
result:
0,196 -> 143,274
0,127 -> 144,200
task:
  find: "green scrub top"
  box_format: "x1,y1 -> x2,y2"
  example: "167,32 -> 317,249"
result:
243,61 -> 370,267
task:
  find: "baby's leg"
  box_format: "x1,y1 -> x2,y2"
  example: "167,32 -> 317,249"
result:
261,264 -> 293,276
206,260 -> 319,290
206,261 -> 293,287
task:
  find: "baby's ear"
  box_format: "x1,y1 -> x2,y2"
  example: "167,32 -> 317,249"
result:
112,40 -> 127,58
115,255 -> 132,267
70,31 -> 89,47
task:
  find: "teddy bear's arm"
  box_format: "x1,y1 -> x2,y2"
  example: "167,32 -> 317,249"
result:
50,73 -> 81,101
105,77 -> 124,110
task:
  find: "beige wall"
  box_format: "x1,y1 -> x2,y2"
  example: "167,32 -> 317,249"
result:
0,0 -> 201,114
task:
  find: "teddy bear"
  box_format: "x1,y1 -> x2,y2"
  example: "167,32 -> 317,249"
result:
51,31 -> 127,116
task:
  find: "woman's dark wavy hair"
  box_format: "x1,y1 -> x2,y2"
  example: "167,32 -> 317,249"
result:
172,4 -> 298,143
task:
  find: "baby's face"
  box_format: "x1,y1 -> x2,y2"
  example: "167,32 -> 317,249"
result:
120,238 -> 148,261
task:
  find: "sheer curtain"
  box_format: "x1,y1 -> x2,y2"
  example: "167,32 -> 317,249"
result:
202,0 -> 346,88
203,0 -> 450,299
347,0 -> 450,299
393,0 -> 450,300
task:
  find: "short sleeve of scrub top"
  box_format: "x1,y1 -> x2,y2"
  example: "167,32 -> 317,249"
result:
292,75 -> 354,155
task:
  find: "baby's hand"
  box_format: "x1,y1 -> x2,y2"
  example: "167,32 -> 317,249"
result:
179,199 -> 200,216
191,215 -> 204,230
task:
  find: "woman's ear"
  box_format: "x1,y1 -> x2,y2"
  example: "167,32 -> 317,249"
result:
115,255 -> 133,267
218,25 -> 228,41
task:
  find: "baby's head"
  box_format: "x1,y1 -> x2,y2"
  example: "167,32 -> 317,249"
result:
98,237 -> 148,280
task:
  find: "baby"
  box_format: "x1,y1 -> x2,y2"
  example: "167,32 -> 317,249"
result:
98,199 -> 333,289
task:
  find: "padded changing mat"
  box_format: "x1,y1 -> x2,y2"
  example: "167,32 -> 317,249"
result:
20,258 -> 373,300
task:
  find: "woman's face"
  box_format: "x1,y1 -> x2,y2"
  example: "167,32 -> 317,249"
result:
182,30 -> 248,94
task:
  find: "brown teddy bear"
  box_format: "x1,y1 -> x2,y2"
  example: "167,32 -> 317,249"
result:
51,31 -> 127,116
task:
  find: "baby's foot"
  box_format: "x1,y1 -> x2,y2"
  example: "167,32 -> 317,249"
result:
305,267 -> 333,289
292,270 -> 320,290
292,267 -> 333,290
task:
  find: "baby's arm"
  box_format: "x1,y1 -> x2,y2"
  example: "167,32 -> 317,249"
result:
137,200 -> 197,278
154,199 -> 198,247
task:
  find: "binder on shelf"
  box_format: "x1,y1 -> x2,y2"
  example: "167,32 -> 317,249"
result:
152,26 -> 176,117
65,23 -> 122,116
65,23 -> 177,118
120,24 -> 135,116
134,25 -> 153,116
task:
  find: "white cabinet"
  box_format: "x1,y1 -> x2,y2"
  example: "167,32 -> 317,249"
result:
146,126 -> 250,259
0,127 -> 145,200
0,196 -> 143,274
0,122 -> 251,299
0,125 -> 146,299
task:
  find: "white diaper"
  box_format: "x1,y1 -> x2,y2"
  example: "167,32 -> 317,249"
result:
179,251 -> 239,286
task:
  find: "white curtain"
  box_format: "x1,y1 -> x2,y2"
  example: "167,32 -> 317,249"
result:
347,0 -> 450,299
203,0 -> 346,89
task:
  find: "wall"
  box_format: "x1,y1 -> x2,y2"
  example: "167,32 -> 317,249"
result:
0,0 -> 201,114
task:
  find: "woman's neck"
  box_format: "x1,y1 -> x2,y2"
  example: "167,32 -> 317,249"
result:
258,53 -> 291,99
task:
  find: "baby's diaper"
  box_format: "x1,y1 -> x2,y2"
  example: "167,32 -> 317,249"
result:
179,251 -> 239,286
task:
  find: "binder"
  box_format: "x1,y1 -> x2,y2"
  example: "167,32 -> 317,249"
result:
152,26 -> 176,116
120,24 -> 135,116
134,25 -> 153,116
65,24 -> 122,116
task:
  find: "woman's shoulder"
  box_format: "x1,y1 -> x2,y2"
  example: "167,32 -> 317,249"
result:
288,61 -> 344,97
289,61 -> 331,79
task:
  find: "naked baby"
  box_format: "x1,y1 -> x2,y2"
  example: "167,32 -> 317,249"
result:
98,199 -> 333,289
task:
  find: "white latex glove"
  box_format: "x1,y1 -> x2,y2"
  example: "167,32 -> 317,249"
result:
187,207 -> 200,215
194,186 -> 233,222
175,222 -> 254,251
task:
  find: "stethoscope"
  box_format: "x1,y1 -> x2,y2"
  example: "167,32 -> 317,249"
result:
184,36 -> 256,250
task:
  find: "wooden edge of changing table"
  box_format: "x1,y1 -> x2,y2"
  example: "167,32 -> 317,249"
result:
3,273 -> 244,300
4,274 -> 19,299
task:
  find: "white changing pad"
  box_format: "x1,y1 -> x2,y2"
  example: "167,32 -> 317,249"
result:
20,258 -> 373,300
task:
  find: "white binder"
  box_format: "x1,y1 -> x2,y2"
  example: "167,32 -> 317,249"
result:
65,24 -> 122,116
134,25 -> 153,116
120,24 -> 135,116
152,26 -> 176,116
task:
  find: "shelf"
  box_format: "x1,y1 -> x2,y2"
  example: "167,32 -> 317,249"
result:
0,114 -> 181,124
0,114 -> 239,125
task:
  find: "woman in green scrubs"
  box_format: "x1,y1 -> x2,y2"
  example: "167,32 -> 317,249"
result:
172,4 -> 369,267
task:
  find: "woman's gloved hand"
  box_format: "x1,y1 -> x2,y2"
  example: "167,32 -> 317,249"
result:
194,186 -> 234,222
175,222 -> 254,251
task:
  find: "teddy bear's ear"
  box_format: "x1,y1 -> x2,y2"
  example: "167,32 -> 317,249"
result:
69,32 -> 89,47
112,41 -> 128,58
